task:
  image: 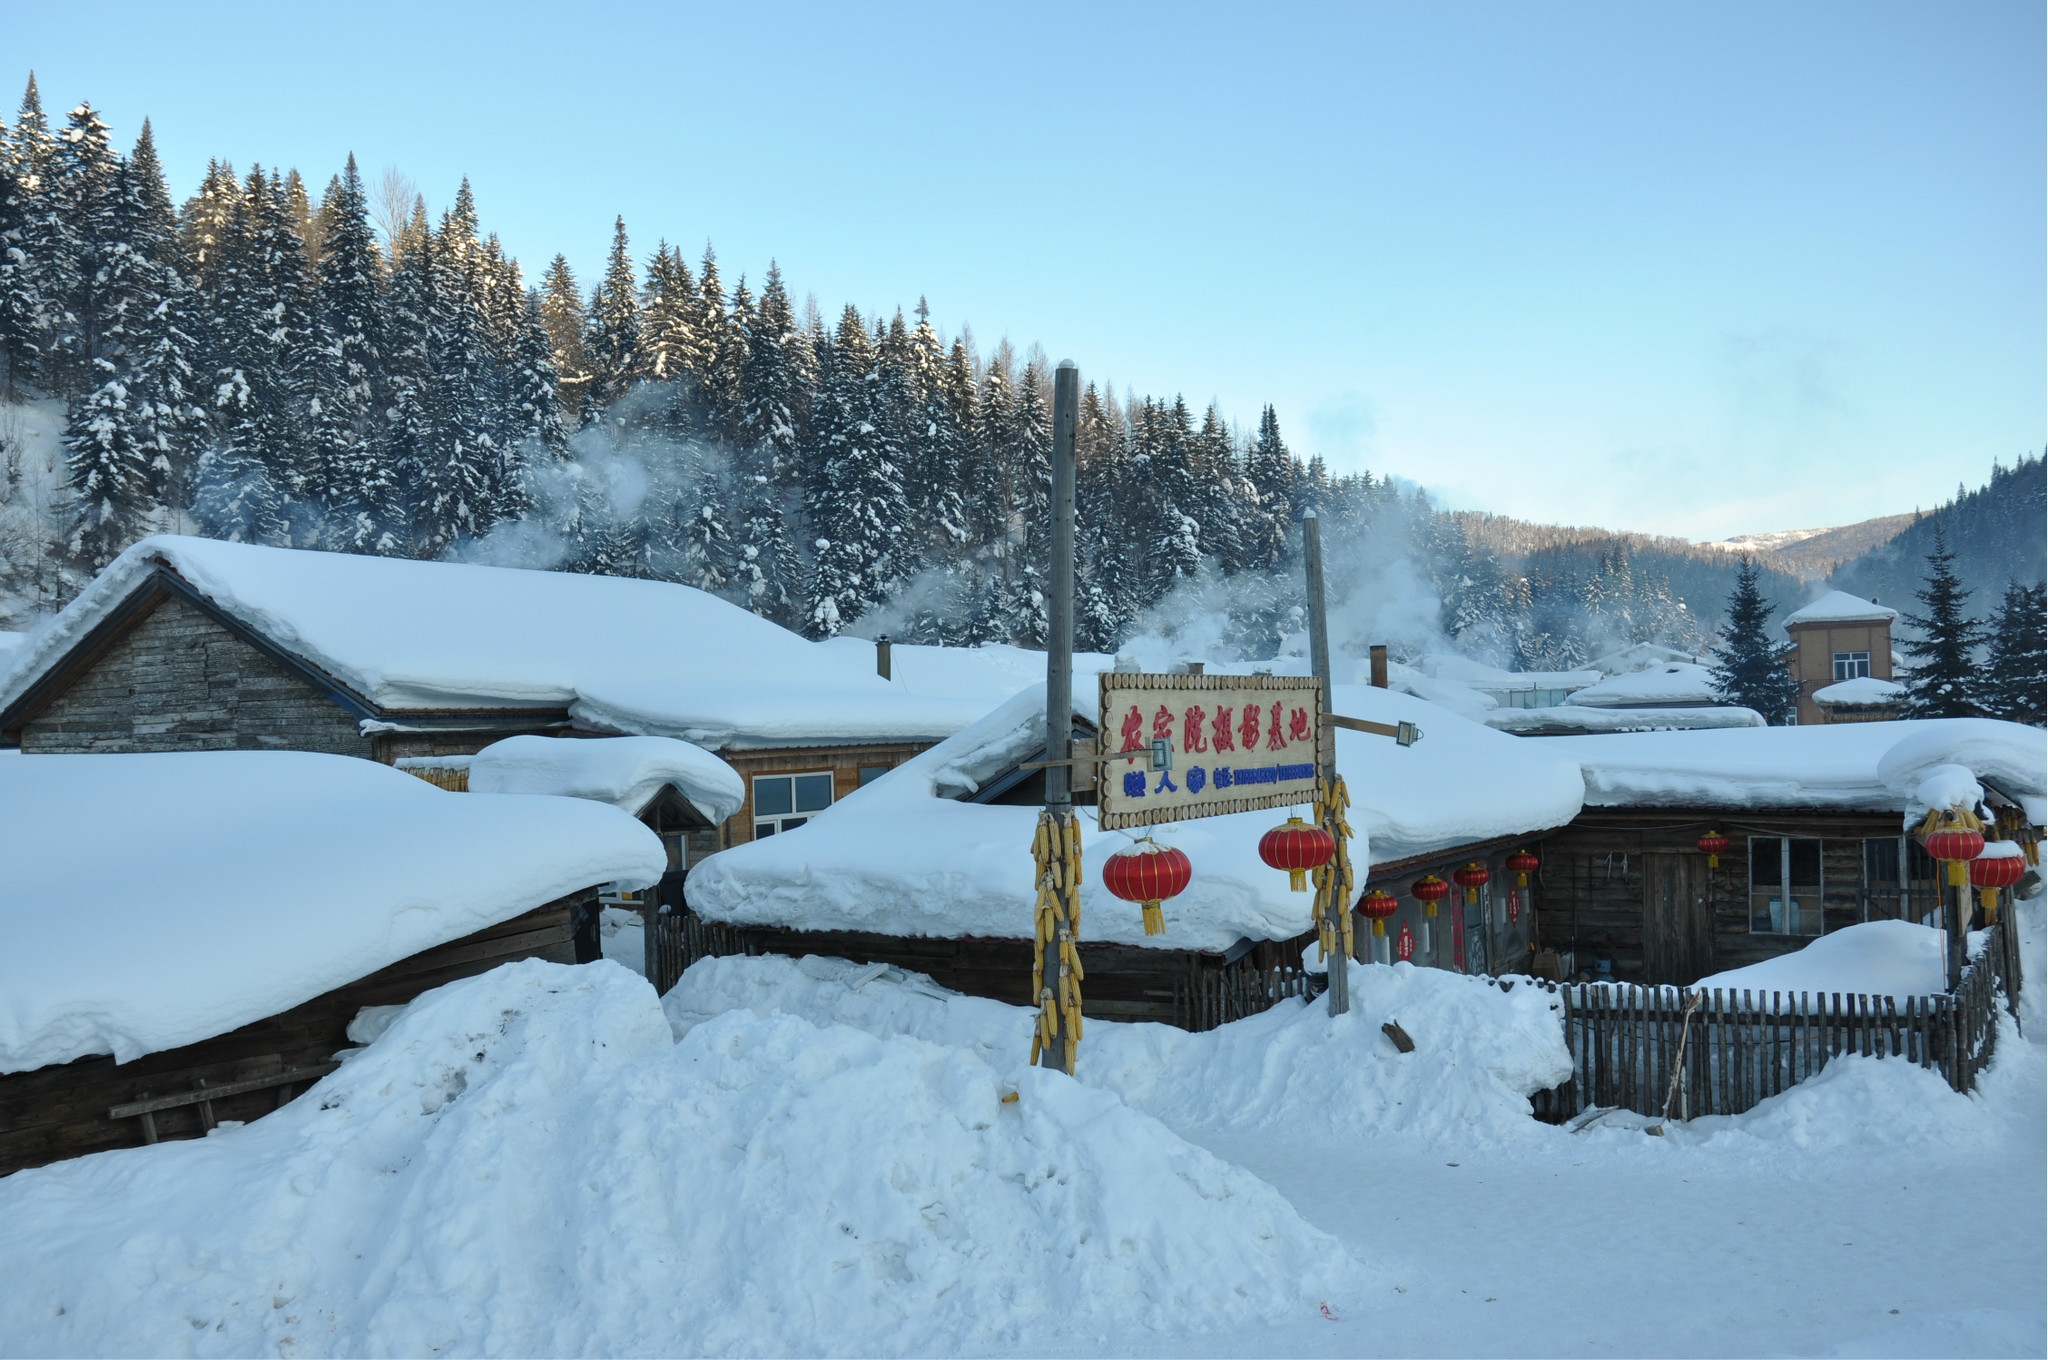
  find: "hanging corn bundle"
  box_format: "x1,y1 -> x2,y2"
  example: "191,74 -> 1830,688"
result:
1030,810 -> 1085,1074
1311,775 -> 1356,966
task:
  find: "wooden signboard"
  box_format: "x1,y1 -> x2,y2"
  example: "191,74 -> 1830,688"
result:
1096,673 -> 1322,830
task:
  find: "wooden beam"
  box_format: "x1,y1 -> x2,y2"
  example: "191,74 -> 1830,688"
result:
109,1063 -> 339,1119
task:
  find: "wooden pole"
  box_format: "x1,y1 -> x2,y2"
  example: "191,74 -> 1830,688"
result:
1302,509 -> 1348,1016
1041,359 -> 1080,1069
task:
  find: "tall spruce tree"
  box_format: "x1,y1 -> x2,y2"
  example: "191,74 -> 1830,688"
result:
1900,525 -> 1987,718
1978,579 -> 2046,725
583,217 -> 642,415
1709,557 -> 1798,723
308,154 -> 392,548
539,254 -> 591,422
2,76 -> 57,390
805,305 -> 907,635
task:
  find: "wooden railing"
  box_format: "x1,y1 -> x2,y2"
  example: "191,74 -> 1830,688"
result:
1522,917 -> 2019,1123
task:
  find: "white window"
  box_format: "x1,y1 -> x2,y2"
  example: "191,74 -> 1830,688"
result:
1832,651 -> 1871,681
753,771 -> 833,838
1750,836 -> 1825,936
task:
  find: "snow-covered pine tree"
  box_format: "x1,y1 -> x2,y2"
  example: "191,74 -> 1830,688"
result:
42,102 -> 124,397
307,154 -> 394,550
638,243 -> 700,431
1900,525 -> 1987,718
1977,579 -> 2046,725
1076,382 -> 1141,651
905,299 -> 969,572
1,76 -> 58,392
119,120 -> 202,517
498,291 -> 568,514
738,261 -> 801,479
712,274 -> 753,446
1708,556 -> 1798,724
539,254 -> 592,423
583,216 -> 642,415
234,166 -> 322,532
417,212 -> 502,553
805,305 -> 907,636
694,245 -> 747,440
377,222 -> 442,554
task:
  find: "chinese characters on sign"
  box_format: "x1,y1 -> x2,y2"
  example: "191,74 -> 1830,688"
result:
1096,673 -> 1323,830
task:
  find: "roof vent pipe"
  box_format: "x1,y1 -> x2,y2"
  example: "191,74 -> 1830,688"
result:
876,635 -> 892,681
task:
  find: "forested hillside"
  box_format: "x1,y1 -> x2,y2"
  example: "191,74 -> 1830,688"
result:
0,72 -> 1983,675
1829,456 -> 2047,619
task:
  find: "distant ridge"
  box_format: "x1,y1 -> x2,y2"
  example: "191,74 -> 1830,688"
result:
1703,513 -> 1918,576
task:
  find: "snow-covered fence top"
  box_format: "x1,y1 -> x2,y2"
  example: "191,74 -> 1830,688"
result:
684,682 -> 1586,951
0,537 -> 992,749
0,750 -> 666,1073
1544,718 -> 2046,815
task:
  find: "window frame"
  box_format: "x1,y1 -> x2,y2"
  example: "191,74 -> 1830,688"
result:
751,770 -> 836,839
1748,834 -> 1826,937
1831,651 -> 1872,682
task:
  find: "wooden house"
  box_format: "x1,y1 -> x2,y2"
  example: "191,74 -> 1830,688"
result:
0,536 -> 997,869
0,749 -> 664,1176
671,677 -> 1588,1026
1527,720 -> 2045,985
1783,591 -> 1900,726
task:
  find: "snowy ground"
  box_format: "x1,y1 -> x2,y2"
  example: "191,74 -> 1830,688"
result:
0,899 -> 2040,1357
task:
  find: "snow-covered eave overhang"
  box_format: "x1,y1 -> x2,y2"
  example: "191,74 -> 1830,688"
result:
0,563 -> 387,744
1363,820 -> 1578,881
1574,795 -> 1906,817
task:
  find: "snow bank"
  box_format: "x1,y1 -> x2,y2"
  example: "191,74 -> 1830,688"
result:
1784,590 -> 1899,626
0,536 -> 989,749
1692,1053 -> 2000,1153
668,953 -> 1574,1150
0,960 -> 1362,1355
1693,921 -> 1949,1002
1565,661 -> 1719,707
685,683 -> 1584,949
1485,703 -> 1765,734
1552,718 -> 2048,812
469,733 -> 744,823
0,751 -> 664,1072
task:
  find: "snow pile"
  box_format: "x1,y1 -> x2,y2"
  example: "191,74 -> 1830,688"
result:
1693,921 -> 1949,1002
1783,590 -> 1899,626
1907,763 -> 1986,821
685,683 -> 1583,949
1553,718 -> 2048,812
469,733 -> 745,823
1688,1053 -> 2001,1153
1814,675 -> 1906,707
668,953 -> 1574,1149
0,961 -> 1362,1356
0,751 -> 664,1072
1485,703 -> 1765,734
0,536 -> 990,749
1564,661 -> 1719,708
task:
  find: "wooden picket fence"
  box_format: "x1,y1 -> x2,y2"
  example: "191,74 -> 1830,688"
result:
1524,917 -> 2020,1123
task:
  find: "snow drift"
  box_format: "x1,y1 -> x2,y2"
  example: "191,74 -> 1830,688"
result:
0,961 -> 1363,1357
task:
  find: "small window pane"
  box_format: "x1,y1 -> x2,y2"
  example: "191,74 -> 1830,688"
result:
783,816 -> 807,831
1750,838 -> 1783,888
1863,838 -> 1900,884
1906,840 -> 1938,883
1788,839 -> 1821,887
754,822 -> 776,838
793,773 -> 834,812
859,765 -> 889,787
754,777 -> 793,816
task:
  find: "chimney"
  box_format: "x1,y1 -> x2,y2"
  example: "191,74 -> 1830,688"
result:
1369,645 -> 1389,689
1184,661 -> 1205,676
876,634 -> 892,681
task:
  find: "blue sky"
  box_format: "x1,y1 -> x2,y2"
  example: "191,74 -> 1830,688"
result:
7,1 -> 2041,540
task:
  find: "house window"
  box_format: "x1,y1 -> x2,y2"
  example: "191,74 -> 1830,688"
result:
1750,836 -> 1825,935
753,771 -> 833,838
1832,651 -> 1871,681
858,765 -> 890,787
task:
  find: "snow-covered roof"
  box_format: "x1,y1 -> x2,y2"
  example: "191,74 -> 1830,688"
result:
1483,705 -> 1765,735
1588,642 -> 1699,674
1813,676 -> 1906,708
469,735 -> 745,824
1565,662 -> 1720,708
0,750 -> 665,1073
814,637 -> 1119,709
684,683 -> 1585,951
1783,591 -> 1898,627
1418,654 -> 1601,690
0,536 -> 989,750
1545,718 -> 2046,815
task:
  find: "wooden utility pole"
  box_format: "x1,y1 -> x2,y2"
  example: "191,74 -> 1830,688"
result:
1302,509 -> 1348,1016
1041,359 -> 1080,1067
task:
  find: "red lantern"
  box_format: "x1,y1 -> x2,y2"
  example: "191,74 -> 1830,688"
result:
1102,842 -> 1192,937
1925,820 -> 1987,888
1969,849 -> 2025,923
1355,888 -> 1399,937
1259,816 -> 1335,892
1696,830 -> 1730,868
1453,861 -> 1490,905
1506,849 -> 1539,886
1411,873 -> 1451,918
1395,920 -> 1416,961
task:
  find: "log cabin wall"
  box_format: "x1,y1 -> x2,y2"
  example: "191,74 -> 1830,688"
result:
1534,808 -> 1902,986
0,895 -> 590,1178
18,593 -> 370,756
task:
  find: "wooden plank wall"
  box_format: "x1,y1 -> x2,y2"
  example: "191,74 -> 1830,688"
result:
1534,810 -> 1900,986
0,895 -> 588,1177
20,594 -> 369,756
653,908 -> 1315,1030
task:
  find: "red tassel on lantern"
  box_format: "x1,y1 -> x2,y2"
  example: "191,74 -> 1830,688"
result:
1102,842 -> 1192,936
1259,816 -> 1335,892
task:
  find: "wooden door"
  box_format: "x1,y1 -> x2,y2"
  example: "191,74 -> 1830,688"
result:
1642,853 -> 1713,985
